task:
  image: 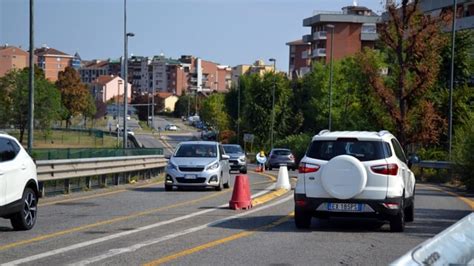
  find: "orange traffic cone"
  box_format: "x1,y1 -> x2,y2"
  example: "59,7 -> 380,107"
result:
229,174 -> 252,210
255,165 -> 262,172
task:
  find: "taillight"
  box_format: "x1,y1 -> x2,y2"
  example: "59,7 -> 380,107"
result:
371,164 -> 398,175
298,162 -> 320,173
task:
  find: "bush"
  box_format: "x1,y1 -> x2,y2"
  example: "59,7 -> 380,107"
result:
453,112 -> 474,190
274,133 -> 312,164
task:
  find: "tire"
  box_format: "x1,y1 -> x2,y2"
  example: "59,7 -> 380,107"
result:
215,175 -> 223,191
390,200 -> 405,232
240,167 -> 247,174
295,207 -> 311,229
164,184 -> 173,191
269,166 -> 273,171
10,187 -> 38,231
404,200 -> 414,222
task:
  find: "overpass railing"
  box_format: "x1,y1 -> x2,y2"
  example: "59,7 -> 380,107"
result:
36,155 -> 167,196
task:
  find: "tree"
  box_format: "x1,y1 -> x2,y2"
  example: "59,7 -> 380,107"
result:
0,68 -> 62,143
82,94 -> 96,128
94,99 -> 107,120
56,66 -> 93,128
200,93 -> 230,132
174,94 -> 196,118
357,0 -> 450,147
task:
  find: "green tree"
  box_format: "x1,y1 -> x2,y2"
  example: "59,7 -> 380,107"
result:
200,93 -> 230,132
453,111 -> 474,190
56,66 -> 92,128
358,0 -> 450,147
0,68 -> 62,143
174,94 -> 196,118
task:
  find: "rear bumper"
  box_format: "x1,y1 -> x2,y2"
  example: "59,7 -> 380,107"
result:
294,193 -> 404,220
267,161 -> 297,169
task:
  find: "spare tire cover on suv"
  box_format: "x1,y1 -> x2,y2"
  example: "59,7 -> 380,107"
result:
321,155 -> 367,200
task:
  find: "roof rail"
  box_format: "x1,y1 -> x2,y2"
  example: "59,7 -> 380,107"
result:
377,130 -> 390,137
318,129 -> 330,135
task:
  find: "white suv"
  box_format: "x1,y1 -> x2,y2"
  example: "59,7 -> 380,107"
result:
0,133 -> 39,230
294,130 -> 416,232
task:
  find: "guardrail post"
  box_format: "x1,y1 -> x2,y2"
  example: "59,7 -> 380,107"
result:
100,174 -> 107,187
38,182 -> 45,198
114,174 -> 120,186
85,176 -> 92,190
64,179 -> 70,194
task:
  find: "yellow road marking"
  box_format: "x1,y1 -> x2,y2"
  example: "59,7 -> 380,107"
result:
252,188 -> 290,206
0,190 -> 228,252
0,170 -> 280,252
418,183 -> 474,210
249,170 -> 276,182
39,180 -> 163,207
143,212 -> 294,266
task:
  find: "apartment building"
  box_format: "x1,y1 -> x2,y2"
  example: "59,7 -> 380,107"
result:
79,59 -> 122,84
302,5 -> 380,64
0,44 -> 30,77
231,60 -> 275,86
286,39 -> 312,79
420,0 -> 474,30
128,56 -> 151,95
90,75 -> 131,103
35,46 -> 74,81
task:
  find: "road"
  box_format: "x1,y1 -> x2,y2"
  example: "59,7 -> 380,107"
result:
0,169 -> 472,265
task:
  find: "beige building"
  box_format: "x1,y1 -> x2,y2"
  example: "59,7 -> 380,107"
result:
35,46 -> 73,81
91,75 -> 132,103
231,60 -> 275,86
157,92 -> 179,112
0,45 -> 30,77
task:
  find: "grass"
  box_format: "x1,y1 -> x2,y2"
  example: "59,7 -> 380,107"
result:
10,129 -> 118,148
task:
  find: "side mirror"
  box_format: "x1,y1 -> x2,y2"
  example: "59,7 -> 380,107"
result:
407,154 -> 420,168
222,154 -> 230,160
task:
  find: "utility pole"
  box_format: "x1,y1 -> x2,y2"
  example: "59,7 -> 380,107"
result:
327,24 -> 335,131
269,58 -> 276,150
27,0 -> 34,153
448,0 -> 457,161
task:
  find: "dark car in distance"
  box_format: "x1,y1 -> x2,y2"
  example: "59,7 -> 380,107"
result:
266,148 -> 297,171
222,144 -> 247,174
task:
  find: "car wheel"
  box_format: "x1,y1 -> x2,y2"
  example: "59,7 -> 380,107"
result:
295,207 -> 311,229
215,176 -> 223,191
10,187 -> 38,231
404,200 -> 414,222
390,200 -> 405,232
269,166 -> 272,171
240,167 -> 247,174
165,184 -> 173,191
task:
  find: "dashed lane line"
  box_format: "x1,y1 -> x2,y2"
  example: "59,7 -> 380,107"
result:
143,212 -> 295,266
67,195 -> 294,266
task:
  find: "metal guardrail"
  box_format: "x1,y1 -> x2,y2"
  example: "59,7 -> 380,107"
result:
413,160 -> 454,169
32,148 -> 163,160
391,213 -> 474,265
36,155 -> 168,195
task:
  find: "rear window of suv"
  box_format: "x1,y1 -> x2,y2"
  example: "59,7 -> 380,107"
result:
306,140 -> 389,162
273,150 -> 291,156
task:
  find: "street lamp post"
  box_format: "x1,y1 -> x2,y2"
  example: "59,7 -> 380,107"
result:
123,0 -> 134,148
326,24 -> 335,131
237,82 -> 240,145
27,0 -> 34,153
269,58 -> 276,150
448,0 -> 457,161
151,87 -> 155,131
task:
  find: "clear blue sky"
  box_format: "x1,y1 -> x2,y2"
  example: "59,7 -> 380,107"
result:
1,0 -> 382,71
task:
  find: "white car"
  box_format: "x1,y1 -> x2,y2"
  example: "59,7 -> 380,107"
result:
165,141 -> 231,191
0,133 -> 39,230
165,124 -> 178,131
294,130 -> 416,232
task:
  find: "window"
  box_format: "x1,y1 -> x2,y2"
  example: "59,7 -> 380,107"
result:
390,139 -> 407,162
306,140 -> 387,161
175,144 -> 217,158
0,138 -> 19,162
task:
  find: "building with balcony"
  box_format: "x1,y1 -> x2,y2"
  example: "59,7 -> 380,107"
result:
286,39 -> 311,79
34,46 -> 74,81
302,5 -> 381,64
421,0 -> 474,31
231,60 -> 275,86
0,44 -> 31,77
79,59 -> 122,84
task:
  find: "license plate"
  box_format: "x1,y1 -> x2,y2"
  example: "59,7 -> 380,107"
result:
327,203 -> 362,212
184,175 -> 196,179
233,162 -> 238,165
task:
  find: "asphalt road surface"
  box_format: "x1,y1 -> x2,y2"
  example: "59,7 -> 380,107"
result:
0,168 -> 472,265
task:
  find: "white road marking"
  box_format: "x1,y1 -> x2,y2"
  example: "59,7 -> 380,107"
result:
1,184 -> 280,266
70,194 -> 293,265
